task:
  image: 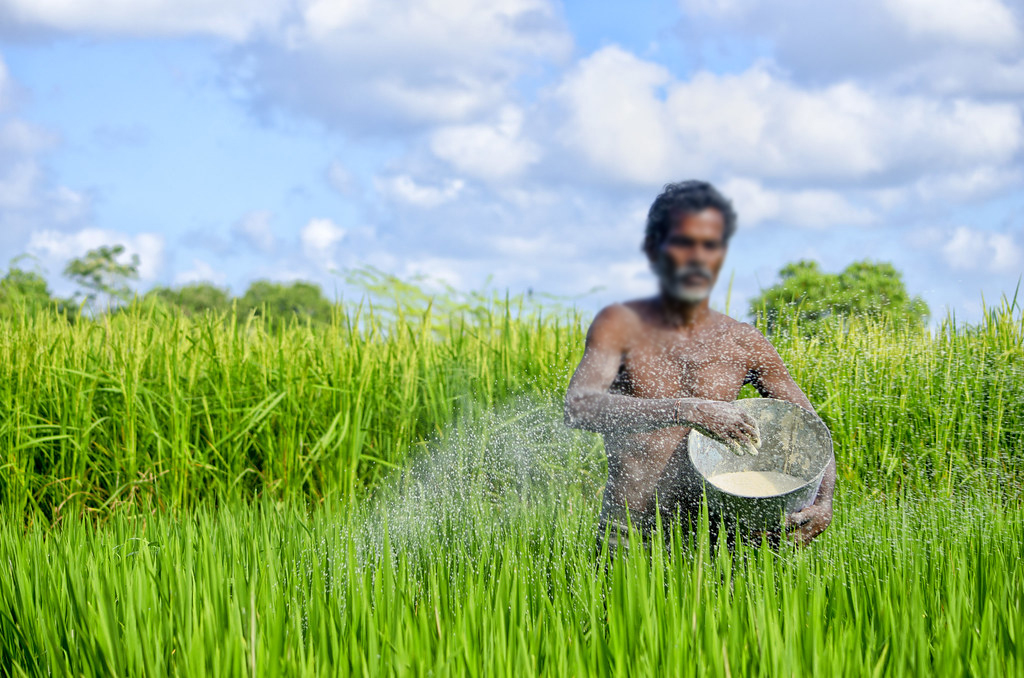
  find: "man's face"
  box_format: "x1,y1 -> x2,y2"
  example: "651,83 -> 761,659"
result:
649,208 -> 727,303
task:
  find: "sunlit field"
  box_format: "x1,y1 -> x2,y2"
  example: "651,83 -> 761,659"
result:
0,293 -> 1021,676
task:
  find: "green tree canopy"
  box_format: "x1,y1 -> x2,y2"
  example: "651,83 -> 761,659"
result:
0,257 -> 77,321
749,259 -> 929,333
1,267 -> 52,315
144,282 -> 232,317
238,280 -> 334,328
63,244 -> 139,309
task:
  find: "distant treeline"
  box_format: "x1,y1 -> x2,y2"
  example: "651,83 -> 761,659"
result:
1,268 -> 336,327
3,245 -> 933,333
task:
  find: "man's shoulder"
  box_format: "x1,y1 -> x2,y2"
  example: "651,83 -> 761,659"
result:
713,312 -> 768,346
586,299 -> 652,344
717,315 -> 782,368
593,298 -> 656,324
591,301 -> 641,330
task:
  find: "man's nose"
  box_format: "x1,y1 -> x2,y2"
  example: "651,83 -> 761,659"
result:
690,245 -> 712,265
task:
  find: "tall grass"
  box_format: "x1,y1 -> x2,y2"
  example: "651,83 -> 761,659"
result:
0,487 -> 1019,676
1,291 -> 1022,676
0,292 -> 1021,521
762,297 -> 1023,491
0,299 -> 585,521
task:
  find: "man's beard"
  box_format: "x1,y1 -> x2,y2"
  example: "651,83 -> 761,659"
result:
656,261 -> 714,303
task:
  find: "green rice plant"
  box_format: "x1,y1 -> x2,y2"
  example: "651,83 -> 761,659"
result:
0,297 -> 588,521
0,287 -> 1021,522
764,294 -> 1023,493
0,400 -> 1021,676
0,484 -> 1019,676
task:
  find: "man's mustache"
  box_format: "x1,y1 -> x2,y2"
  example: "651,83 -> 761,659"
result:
672,264 -> 713,283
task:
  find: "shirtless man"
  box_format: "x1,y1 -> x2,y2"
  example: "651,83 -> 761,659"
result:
564,180 -> 835,549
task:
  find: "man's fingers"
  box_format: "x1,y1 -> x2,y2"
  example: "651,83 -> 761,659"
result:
746,419 -> 762,447
707,429 -> 745,455
724,429 -> 759,456
736,414 -> 761,448
785,510 -> 812,530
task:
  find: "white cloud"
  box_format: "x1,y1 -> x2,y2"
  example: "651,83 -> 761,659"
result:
0,0 -> 571,139
430,106 -> 541,181
378,175 -> 465,208
0,0 -> 568,144
883,0 -> 1020,49
552,47 -> 674,185
232,210 -> 275,253
401,257 -> 465,290
175,258 -> 227,285
941,226 -> 1023,273
0,0 -> 287,40
903,166 -> 1023,204
0,56 -> 90,242
550,47 -> 1023,189
0,119 -> 62,211
493,234 -> 575,258
233,0 -> 570,133
300,217 -> 346,269
720,178 -> 781,227
989,233 -> 1023,273
895,55 -> 1024,97
0,119 -> 54,155
721,178 -> 875,228
0,57 -> 13,111
691,0 -> 1022,51
578,258 -> 653,298
0,160 -> 38,209
26,228 -> 166,281
678,0 -> 1024,92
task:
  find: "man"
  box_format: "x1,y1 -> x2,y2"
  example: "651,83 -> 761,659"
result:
564,180 -> 835,550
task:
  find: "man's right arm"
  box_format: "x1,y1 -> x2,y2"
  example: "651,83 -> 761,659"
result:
563,305 -> 760,449
563,305 -> 678,433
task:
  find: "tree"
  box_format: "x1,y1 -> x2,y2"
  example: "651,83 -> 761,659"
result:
63,244 -> 139,309
145,282 -> 232,316
1,267 -> 52,316
237,280 -> 333,328
0,256 -> 78,322
749,259 -> 929,333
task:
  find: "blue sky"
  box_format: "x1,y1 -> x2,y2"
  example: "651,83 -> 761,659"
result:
0,0 -> 1021,322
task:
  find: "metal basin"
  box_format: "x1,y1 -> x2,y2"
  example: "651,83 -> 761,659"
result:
687,398 -> 833,529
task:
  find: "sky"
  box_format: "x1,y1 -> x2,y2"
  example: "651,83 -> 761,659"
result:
0,0 -> 1021,323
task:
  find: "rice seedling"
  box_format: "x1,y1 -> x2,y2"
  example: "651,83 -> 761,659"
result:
0,291 -> 1021,676
0,293 -> 1020,521
0,475 -> 1019,676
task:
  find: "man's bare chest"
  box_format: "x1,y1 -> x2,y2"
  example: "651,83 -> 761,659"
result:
616,340 -> 750,400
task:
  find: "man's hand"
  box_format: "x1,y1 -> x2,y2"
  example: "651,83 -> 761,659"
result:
684,400 -> 761,455
784,501 -> 833,546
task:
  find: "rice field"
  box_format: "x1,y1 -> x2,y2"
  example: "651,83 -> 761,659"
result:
1,484 -> 1020,676
0,294 -> 1022,676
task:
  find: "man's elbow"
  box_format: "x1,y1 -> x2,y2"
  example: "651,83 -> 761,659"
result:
563,393 -> 590,430
563,395 -> 581,429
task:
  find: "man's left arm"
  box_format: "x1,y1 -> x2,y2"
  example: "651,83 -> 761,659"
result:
742,326 -> 836,546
